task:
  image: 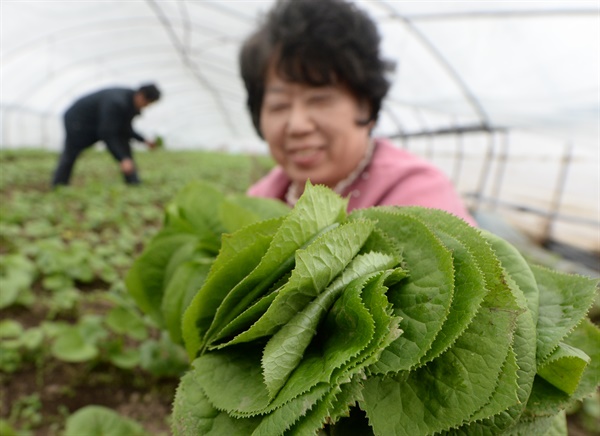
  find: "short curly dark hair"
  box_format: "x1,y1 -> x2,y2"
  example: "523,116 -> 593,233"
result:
239,0 -> 394,138
138,83 -> 161,102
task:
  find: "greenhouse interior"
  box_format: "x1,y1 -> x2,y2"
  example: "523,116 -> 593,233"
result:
1,1 -> 599,435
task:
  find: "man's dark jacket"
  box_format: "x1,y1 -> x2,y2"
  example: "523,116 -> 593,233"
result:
64,87 -> 145,161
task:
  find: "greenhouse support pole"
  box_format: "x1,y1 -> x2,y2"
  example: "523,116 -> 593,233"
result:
403,137 -> 410,150
451,116 -> 464,187
542,142 -> 573,243
489,131 -> 510,211
2,110 -> 10,146
414,107 -> 434,160
41,114 -> 48,149
472,131 -> 496,214
426,133 -> 435,161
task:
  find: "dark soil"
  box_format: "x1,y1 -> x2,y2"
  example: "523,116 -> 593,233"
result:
1,294 -> 178,435
1,359 -> 177,435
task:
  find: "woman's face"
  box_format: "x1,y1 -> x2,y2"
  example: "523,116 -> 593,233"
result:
259,65 -> 373,189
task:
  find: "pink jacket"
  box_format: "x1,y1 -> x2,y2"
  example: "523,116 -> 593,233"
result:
247,139 -> 477,226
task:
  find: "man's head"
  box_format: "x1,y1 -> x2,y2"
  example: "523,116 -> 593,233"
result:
134,83 -> 161,110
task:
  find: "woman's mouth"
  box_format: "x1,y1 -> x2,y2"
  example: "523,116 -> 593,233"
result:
287,147 -> 325,167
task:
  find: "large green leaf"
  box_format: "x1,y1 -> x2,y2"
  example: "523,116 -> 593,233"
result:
163,240 -> 207,287
0,254 -> 36,309
213,252 -> 401,351
219,199 -> 265,232
64,405 -> 148,436
108,346 -> 140,369
168,180 -> 227,251
316,378 -> 367,435
219,221 -> 374,347
251,384 -> 331,436
505,410 -> 567,436
453,231 -> 539,432
288,272 -> 403,435
162,257 -> 213,344
420,232 -> 487,364
564,319 -> 600,401
192,344 -> 270,414
208,288 -> 280,347
479,230 -> 540,324
172,371 -> 261,436
181,218 -> 281,359
350,270 -> 404,374
105,306 -> 147,340
256,270 -> 400,431
0,320 -> 23,339
220,194 -> 290,233
266,272 -> 375,408
447,312 -> 539,435
51,327 -> 99,363
204,183 -> 348,346
361,272 -> 520,436
261,253 -> 398,399
399,209 -> 533,434
350,209 -> 455,373
125,232 -> 197,324
448,303 -> 538,435
523,319 -> 600,420
532,265 -> 598,364
214,217 -> 285,276
400,207 -> 521,314
469,347 -> 520,422
537,342 -> 590,395
475,232 -> 540,425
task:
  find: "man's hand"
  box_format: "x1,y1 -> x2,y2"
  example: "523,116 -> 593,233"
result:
145,139 -> 157,150
120,158 -> 135,175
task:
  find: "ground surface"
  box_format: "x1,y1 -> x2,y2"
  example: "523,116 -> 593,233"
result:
0,149 -> 597,435
0,149 -> 271,434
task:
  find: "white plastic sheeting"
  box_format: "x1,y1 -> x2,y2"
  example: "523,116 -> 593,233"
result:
1,1 -> 598,151
1,0 -> 599,253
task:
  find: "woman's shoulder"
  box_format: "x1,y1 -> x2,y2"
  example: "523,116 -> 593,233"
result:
247,166 -> 290,199
362,138 -> 476,225
372,138 -> 430,163
370,138 -> 446,177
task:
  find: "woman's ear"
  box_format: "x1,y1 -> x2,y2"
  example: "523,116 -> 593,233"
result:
356,99 -> 374,129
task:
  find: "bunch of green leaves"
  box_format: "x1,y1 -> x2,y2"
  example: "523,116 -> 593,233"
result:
154,135 -> 165,149
160,182 -> 599,436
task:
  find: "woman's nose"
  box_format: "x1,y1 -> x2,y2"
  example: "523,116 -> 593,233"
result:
286,101 -> 315,135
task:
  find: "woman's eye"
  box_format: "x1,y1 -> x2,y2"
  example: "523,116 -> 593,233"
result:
266,102 -> 290,112
309,93 -> 332,103
307,91 -> 337,106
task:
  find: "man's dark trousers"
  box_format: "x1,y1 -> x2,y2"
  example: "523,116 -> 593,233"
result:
52,119 -> 139,186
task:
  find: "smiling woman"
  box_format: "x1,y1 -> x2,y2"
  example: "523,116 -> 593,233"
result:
242,0 -> 476,225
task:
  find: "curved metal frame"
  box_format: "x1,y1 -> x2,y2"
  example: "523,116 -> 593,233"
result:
372,0 -> 492,130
